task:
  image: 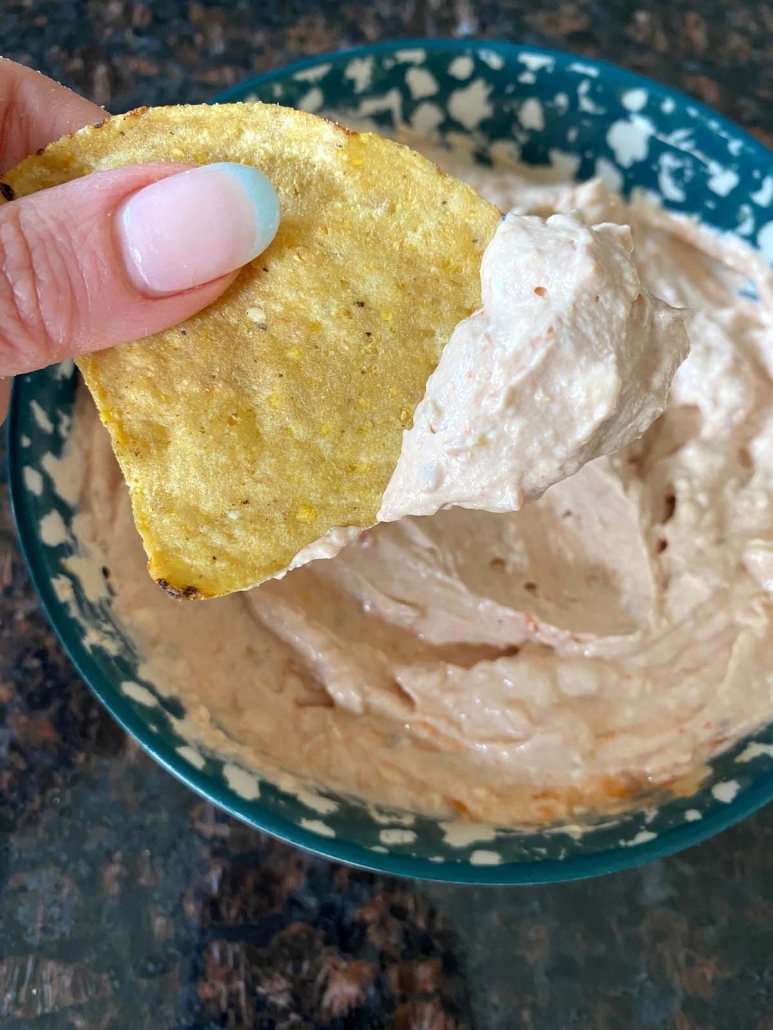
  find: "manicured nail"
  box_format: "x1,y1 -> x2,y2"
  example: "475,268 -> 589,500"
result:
117,162 -> 280,296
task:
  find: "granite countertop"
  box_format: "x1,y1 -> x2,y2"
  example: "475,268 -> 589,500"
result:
2,2 -> 773,1027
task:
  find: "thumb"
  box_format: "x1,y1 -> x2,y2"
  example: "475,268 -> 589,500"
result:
0,160 -> 280,378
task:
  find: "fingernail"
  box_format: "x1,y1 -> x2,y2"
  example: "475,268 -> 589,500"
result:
117,162 -> 280,296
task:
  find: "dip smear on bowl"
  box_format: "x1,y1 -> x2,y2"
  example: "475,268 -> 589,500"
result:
61,141 -> 773,826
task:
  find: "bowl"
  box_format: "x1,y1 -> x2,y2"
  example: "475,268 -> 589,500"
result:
9,40 -> 773,884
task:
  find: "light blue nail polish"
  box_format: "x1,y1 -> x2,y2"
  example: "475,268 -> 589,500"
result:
209,161 -> 281,256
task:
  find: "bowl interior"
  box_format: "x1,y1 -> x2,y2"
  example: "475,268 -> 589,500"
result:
10,40 -> 773,883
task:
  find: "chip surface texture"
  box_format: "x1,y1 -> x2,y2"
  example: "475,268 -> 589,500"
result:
2,103 -> 500,596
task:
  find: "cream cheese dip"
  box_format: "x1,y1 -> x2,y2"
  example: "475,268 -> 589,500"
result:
58,147 -> 773,826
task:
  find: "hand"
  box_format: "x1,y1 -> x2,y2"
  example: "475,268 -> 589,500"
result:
0,60 -> 280,421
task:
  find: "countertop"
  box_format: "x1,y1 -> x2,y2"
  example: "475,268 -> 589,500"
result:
2,1 -> 773,1027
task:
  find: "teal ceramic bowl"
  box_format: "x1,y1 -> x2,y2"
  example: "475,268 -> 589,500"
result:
9,40 -> 773,884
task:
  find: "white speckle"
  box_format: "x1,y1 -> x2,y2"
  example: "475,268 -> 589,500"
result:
83,626 -> 120,657
31,400 -> 54,433
300,818 -> 336,837
441,822 -> 498,847
470,849 -> 503,866
298,87 -> 323,113
560,824 -> 586,840
227,510 -> 240,520
661,97 -> 676,114
246,306 -> 266,324
294,788 -> 339,815
41,452 -> 79,505
379,828 -> 417,845
356,89 -> 403,125
622,830 -> 657,847
662,126 -> 694,149
20,435 -> 31,447
489,140 -> 522,165
606,116 -> 655,168
292,63 -> 331,82
448,79 -> 493,130
39,509 -> 69,547
735,204 -> 755,237
429,856 -> 445,863
548,149 -> 581,179
449,55 -> 474,80
271,84 -> 282,98
223,763 -> 261,800
56,409 -> 72,440
577,79 -> 605,115
405,67 -> 438,101
657,152 -> 687,202
567,127 -> 578,143
478,49 -> 504,70
121,681 -> 157,707
752,175 -> 773,207
370,845 -> 388,853
23,466 -> 43,496
517,71 -> 536,84
519,97 -> 544,131
711,779 -> 740,803
737,741 -> 773,762
367,806 -> 416,827
55,358 -> 75,379
411,102 -> 444,134
395,48 -> 426,64
177,745 -> 206,770
568,61 -> 599,76
622,88 -> 648,112
518,53 -> 554,72
684,809 -> 702,822
63,554 -> 109,603
708,166 -> 739,197
344,56 -> 374,94
594,157 -> 623,192
52,575 -> 74,602
757,221 -> 773,264
552,92 -> 569,114
728,138 -> 743,156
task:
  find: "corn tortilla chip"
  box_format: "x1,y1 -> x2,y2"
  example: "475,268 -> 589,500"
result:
3,103 -> 500,597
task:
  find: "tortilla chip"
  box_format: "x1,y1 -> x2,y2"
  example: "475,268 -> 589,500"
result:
3,103 -> 500,597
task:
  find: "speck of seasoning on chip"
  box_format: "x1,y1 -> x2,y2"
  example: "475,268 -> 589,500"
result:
296,504 -> 318,523
247,306 -> 267,324
267,394 -> 282,408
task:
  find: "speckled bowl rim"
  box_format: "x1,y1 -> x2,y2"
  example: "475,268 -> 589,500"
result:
9,38 -> 773,884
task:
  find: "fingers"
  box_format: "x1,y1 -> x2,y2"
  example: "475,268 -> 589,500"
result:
0,59 -> 105,174
0,161 -> 280,377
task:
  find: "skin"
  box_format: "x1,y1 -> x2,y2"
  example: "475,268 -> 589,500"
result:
0,60 -> 241,421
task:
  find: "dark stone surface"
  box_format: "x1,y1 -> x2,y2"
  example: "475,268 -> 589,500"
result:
1,2 -> 772,1027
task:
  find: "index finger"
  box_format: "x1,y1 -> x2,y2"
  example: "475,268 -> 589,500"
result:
0,59 -> 104,174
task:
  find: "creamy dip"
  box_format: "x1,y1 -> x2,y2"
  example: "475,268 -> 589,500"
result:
61,147 -> 773,826
379,211 -> 688,521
